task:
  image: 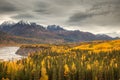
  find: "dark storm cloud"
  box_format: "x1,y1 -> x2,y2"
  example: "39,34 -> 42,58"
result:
89,0 -> 120,14
35,9 -> 49,14
0,0 -> 18,14
11,13 -> 36,20
34,1 -> 65,16
34,2 -> 51,15
67,0 -> 120,26
68,12 -> 92,22
68,11 -> 110,23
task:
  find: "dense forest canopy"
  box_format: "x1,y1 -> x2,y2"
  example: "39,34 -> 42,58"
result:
0,40 -> 120,80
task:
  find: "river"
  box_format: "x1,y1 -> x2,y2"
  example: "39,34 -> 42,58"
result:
0,47 -> 23,61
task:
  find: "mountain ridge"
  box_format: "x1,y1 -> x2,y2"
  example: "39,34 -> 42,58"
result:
0,20 -> 117,43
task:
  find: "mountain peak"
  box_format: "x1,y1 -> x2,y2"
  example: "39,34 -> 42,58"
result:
1,21 -> 15,26
47,25 -> 65,31
17,20 -> 31,25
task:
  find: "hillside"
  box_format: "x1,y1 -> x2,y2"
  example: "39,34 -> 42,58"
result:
71,39 -> 120,52
0,30 -> 48,45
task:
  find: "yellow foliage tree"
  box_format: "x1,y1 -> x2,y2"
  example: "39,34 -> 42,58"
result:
1,78 -> 9,80
64,64 -> 70,76
40,60 -> 48,80
71,62 -> 76,72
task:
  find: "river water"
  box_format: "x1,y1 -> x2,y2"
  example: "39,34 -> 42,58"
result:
0,47 -> 22,61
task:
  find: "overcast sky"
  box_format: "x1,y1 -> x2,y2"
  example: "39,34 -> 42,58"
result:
0,0 -> 120,36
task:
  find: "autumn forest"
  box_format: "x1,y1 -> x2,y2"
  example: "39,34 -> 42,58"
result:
0,40 -> 120,80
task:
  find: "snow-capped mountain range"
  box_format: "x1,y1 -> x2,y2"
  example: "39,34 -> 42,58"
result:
0,20 -> 119,43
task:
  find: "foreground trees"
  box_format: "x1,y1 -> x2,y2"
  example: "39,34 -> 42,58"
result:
0,40 -> 120,80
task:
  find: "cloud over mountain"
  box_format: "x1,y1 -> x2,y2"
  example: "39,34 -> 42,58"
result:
0,0 -> 120,34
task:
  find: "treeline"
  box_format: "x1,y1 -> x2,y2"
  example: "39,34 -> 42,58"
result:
0,45 -> 120,80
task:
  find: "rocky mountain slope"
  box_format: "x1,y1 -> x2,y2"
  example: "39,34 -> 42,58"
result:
0,20 -> 115,43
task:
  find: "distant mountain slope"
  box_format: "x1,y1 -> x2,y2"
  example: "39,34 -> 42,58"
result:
0,20 -> 115,43
0,30 -> 48,44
